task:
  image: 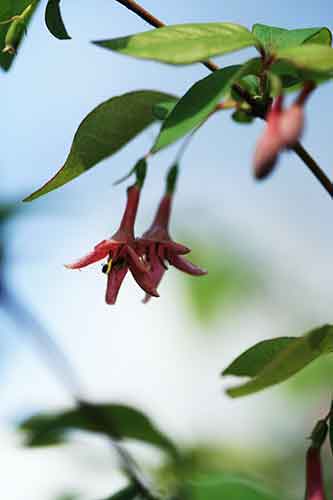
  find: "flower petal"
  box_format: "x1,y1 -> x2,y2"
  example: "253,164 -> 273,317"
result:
168,254 -> 207,276
65,240 -> 115,269
143,247 -> 166,304
105,265 -> 128,304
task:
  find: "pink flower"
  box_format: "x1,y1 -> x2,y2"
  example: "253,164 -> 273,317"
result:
137,192 -> 207,302
66,184 -> 158,304
305,446 -> 326,500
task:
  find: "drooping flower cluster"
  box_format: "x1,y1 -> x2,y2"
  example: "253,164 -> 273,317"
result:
253,82 -> 315,179
66,163 -> 206,304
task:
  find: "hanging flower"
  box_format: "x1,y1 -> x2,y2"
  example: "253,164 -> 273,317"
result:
66,183 -> 158,304
137,165 -> 207,302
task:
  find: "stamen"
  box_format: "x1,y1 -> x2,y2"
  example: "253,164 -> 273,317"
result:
102,258 -> 113,274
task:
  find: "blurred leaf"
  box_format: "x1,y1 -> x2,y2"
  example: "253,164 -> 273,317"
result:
20,402 -> 178,458
101,485 -> 140,500
276,45 -> 333,75
223,325 -> 333,398
182,239 -> 257,326
285,354 -> 333,396
0,0 -> 40,71
252,24 -> 331,52
185,473 -> 279,500
223,337 -> 294,377
45,0 -> 70,40
152,65 -> 241,152
93,23 -> 257,65
24,90 -> 174,201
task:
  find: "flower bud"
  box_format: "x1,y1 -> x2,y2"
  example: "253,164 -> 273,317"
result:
279,104 -> 304,148
253,95 -> 284,180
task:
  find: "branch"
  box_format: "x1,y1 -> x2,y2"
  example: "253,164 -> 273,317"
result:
113,0 -> 333,197
292,142 -> 333,198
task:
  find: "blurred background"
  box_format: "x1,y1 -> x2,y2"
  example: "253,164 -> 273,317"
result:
1,0 -> 333,498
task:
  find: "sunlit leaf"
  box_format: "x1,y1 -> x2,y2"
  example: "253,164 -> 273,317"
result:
0,0 -> 40,71
252,24 -> 331,53
93,23 -> 257,65
152,65 -> 241,152
24,90 -> 174,201
20,402 -> 178,457
222,325 -> 333,397
45,0 -> 70,40
275,45 -> 333,75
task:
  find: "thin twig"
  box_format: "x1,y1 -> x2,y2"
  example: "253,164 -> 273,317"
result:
113,0 -> 219,72
113,0 -> 333,198
292,142 -> 333,198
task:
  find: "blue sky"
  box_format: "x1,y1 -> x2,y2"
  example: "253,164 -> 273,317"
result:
1,1 -> 333,498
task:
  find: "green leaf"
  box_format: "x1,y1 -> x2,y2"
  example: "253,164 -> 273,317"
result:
223,324 -> 333,398
45,0 -> 70,40
252,24 -> 331,53
24,90 -> 174,201
152,99 -> 178,120
186,473 -> 279,500
222,337 -> 294,377
93,23 -> 257,65
152,65 -> 241,152
275,44 -> 333,75
0,0 -> 40,71
20,402 -> 178,458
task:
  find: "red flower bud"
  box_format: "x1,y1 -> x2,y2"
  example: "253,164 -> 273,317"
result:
253,96 -> 284,180
279,104 -> 304,148
305,446 -> 326,500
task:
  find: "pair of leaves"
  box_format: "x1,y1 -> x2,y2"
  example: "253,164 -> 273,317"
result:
222,324 -> 333,398
20,401 -> 178,458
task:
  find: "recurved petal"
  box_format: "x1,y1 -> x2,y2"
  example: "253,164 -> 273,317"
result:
168,254 -> 207,276
105,265 -> 128,304
163,240 -> 190,255
65,240 -> 115,269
